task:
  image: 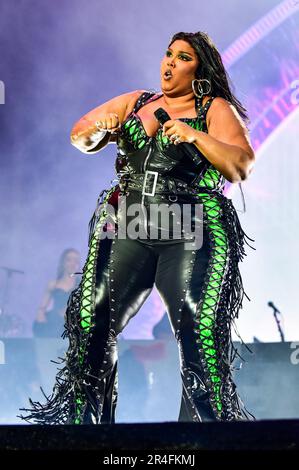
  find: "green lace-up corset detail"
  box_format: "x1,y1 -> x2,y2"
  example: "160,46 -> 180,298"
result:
119,90 -> 226,192
122,112 -> 206,151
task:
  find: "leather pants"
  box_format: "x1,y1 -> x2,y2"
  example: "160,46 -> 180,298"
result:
80,229 -> 218,424
19,188 -> 252,424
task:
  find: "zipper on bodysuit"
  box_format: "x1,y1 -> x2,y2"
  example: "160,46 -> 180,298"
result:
141,138 -> 154,238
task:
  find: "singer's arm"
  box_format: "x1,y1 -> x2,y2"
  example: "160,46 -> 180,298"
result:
70,89 -> 146,154
189,97 -> 255,183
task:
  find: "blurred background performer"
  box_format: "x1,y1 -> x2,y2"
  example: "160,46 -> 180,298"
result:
33,248 -> 81,338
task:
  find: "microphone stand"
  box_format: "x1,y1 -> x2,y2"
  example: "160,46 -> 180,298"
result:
0,266 -> 24,316
268,301 -> 285,342
0,267 -> 25,337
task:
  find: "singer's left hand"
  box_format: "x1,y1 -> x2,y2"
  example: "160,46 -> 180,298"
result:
162,120 -> 197,145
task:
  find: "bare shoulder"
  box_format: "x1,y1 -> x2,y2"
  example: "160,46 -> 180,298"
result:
81,89 -> 146,125
98,90 -> 145,123
207,96 -> 231,117
207,96 -> 246,128
79,89 -> 147,146
108,89 -> 146,143
124,89 -> 148,117
207,96 -> 254,159
114,88 -> 146,109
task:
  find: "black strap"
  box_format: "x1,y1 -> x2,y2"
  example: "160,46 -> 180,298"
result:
196,96 -> 215,119
133,89 -> 160,113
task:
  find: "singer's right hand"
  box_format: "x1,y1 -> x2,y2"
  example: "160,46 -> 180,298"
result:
95,113 -> 121,133
70,89 -> 145,151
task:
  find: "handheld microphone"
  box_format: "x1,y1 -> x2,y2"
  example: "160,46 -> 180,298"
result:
154,107 -> 204,166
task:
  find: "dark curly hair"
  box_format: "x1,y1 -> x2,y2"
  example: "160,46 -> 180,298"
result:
168,31 -> 250,127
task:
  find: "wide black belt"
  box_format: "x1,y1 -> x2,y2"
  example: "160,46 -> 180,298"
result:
119,171 -> 203,198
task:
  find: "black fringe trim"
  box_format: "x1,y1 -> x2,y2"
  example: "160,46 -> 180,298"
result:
190,191 -> 256,422
18,186 -> 118,425
214,194 -> 256,421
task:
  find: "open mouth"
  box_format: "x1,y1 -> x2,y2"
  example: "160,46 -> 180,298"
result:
163,70 -> 173,80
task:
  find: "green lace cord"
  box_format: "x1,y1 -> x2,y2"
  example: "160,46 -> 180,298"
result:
195,189 -> 228,415
74,392 -> 85,425
73,187 -> 115,423
123,114 -> 206,150
123,117 -> 148,149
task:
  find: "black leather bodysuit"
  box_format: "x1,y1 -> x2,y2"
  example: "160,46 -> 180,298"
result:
19,90 -> 255,425
114,90 -> 226,241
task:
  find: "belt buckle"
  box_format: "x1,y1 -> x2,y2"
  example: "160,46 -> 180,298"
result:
142,170 -> 158,196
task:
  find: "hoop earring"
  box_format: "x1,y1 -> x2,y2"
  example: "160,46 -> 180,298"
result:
191,78 -> 212,98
